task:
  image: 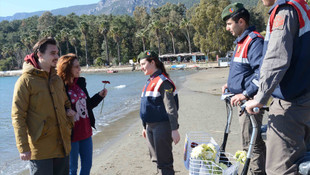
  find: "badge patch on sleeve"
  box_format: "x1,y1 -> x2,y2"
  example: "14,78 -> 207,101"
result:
273,14 -> 286,30
165,88 -> 173,94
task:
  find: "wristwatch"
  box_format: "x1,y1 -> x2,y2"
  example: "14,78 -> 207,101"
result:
242,91 -> 250,99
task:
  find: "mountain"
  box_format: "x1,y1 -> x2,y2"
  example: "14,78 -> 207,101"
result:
231,0 -> 259,8
0,0 -> 258,22
0,0 -> 201,22
0,3 -> 98,22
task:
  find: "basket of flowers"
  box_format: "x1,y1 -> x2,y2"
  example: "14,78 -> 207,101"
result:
184,132 -> 220,170
184,132 -> 242,175
189,143 -> 240,175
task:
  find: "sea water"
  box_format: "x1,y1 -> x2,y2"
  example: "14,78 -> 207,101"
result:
0,69 -> 195,175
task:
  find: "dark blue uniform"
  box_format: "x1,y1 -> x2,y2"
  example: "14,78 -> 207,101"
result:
227,26 -> 264,97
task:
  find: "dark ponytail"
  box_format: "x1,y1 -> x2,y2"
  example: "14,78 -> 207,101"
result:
143,57 -> 169,78
158,61 -> 169,78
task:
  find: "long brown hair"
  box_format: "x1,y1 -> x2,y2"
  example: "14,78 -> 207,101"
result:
57,53 -> 78,86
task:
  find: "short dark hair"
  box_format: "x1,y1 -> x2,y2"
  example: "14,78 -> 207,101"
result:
33,37 -> 57,59
231,8 -> 250,25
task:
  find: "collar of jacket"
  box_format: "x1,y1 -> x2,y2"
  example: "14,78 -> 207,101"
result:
149,69 -> 162,80
268,0 -> 286,14
22,61 -> 56,79
234,26 -> 256,44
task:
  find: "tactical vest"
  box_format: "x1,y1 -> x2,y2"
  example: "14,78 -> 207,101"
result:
227,31 -> 263,95
265,0 -> 310,100
140,74 -> 178,123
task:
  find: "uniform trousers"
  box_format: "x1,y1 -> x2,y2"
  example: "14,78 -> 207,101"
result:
266,94 -> 310,175
239,109 -> 266,175
146,121 -> 174,175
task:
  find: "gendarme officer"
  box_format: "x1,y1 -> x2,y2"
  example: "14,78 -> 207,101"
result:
221,3 -> 266,175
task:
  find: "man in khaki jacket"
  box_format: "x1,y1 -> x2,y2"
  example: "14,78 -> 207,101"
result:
11,37 -> 75,175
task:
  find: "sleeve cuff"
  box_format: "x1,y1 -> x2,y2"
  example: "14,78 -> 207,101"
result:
142,121 -> 146,129
169,117 -> 179,130
171,124 -> 179,131
254,91 -> 269,105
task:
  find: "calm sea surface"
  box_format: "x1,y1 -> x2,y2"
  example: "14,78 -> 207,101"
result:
0,69 -> 195,175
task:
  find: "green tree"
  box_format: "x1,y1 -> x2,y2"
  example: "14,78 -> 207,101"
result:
148,20 -> 163,55
135,28 -> 148,51
69,29 -> 80,56
13,42 -> 24,68
60,28 -> 70,54
164,22 -> 177,54
20,34 -> 32,52
99,18 -> 110,65
180,18 -> 192,53
133,6 -> 150,53
133,6 -> 150,29
191,0 -> 233,57
79,21 -> 89,66
251,0 -> 269,33
54,33 -> 63,56
0,57 -> 13,71
110,25 -> 122,65
40,26 -> 55,38
37,12 -> 56,31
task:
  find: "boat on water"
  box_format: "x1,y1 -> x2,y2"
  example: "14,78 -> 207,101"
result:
171,64 -> 186,69
107,70 -> 118,73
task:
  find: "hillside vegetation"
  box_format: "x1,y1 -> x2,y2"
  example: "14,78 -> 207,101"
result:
1,0 -> 308,71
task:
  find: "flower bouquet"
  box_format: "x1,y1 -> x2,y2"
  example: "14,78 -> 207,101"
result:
190,143 -> 219,174
191,143 -> 217,161
189,143 -> 239,175
184,132 -> 219,170
234,150 -> 246,165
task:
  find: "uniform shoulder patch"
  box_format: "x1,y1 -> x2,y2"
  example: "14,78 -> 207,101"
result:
165,88 -> 173,94
273,14 -> 286,30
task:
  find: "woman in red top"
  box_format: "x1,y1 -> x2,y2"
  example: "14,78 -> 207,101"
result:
57,53 -> 107,175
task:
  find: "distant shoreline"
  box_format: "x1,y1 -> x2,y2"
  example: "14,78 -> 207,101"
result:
0,62 -> 220,77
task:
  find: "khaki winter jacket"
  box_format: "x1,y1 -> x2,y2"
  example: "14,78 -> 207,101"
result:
11,62 -> 73,160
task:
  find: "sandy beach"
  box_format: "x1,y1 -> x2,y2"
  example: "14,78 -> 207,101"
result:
16,67 -> 248,175
89,67 -> 245,175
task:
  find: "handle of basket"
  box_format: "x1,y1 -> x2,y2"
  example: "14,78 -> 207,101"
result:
241,158 -> 251,175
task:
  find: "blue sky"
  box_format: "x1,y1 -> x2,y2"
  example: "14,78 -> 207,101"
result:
0,0 -> 100,17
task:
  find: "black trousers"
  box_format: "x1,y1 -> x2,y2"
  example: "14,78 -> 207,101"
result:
29,156 -> 69,175
146,121 -> 174,175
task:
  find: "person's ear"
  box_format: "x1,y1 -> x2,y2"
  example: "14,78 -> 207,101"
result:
37,51 -> 43,58
151,60 -> 155,65
238,18 -> 245,26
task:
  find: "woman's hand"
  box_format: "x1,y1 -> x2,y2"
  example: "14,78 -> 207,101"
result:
171,130 -> 180,145
99,88 -> 108,98
142,128 -> 147,138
